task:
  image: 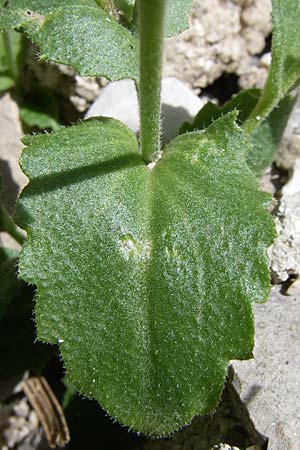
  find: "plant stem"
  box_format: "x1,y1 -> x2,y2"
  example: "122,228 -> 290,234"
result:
138,0 -> 166,163
1,205 -> 24,245
3,31 -> 19,81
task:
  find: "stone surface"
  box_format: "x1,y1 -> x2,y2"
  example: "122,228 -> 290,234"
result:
281,159 -> 300,197
0,94 -> 26,210
269,174 -> 300,284
232,288 -> 300,450
0,397 -> 43,450
269,192 -> 300,284
164,0 -> 272,91
239,53 -> 271,90
86,77 -> 204,144
0,93 -> 26,250
276,98 -> 300,170
266,97 -> 300,289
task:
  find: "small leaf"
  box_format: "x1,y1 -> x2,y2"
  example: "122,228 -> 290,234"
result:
165,0 -> 193,37
17,114 -> 275,436
20,86 -> 60,130
245,0 -> 300,131
0,1 -> 139,80
180,102 -> 221,134
180,89 -> 297,176
0,73 -> 14,90
247,93 -> 297,175
20,105 -> 59,130
0,246 -> 19,264
180,89 -> 261,134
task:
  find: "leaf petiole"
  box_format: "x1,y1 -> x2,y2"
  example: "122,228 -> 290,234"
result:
138,0 -> 166,163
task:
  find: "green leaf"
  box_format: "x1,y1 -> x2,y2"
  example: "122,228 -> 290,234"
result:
20,104 -> 59,130
0,73 -> 14,90
247,93 -> 297,175
0,1 -> 139,80
16,114 -> 275,436
165,0 -> 193,37
0,29 -> 24,89
0,30 -> 23,69
179,89 -> 296,176
20,86 -> 60,131
180,89 -> 261,134
245,0 -> 300,131
0,247 -> 19,264
28,7 -> 138,79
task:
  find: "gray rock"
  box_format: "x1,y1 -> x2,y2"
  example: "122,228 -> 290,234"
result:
164,0 -> 272,91
269,190 -> 300,285
281,158 -> 300,197
276,99 -> 300,170
0,93 -> 26,250
232,288 -> 300,450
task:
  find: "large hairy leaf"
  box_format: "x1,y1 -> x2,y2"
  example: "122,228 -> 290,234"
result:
0,1 -> 138,80
16,113 -> 274,436
245,0 -> 300,131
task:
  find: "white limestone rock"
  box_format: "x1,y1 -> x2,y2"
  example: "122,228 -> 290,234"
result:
164,0 -> 272,91
86,77 -> 204,144
269,167 -> 300,284
276,99 -> 300,170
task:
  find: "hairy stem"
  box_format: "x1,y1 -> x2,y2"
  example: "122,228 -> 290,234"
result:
138,0 -> 166,163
